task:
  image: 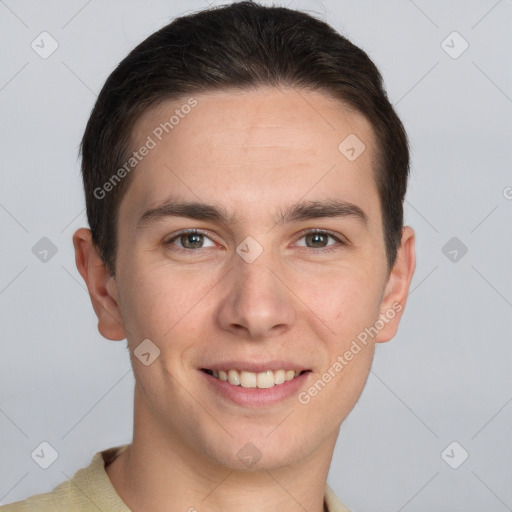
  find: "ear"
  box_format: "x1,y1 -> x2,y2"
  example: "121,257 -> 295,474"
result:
375,226 -> 416,343
72,228 -> 126,341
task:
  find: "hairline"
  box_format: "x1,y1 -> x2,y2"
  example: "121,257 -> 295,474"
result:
105,85 -> 389,277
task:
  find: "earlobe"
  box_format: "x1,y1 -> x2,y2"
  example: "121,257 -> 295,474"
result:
375,226 -> 416,343
72,228 -> 126,341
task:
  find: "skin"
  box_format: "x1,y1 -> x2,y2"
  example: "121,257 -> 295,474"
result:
73,86 -> 415,512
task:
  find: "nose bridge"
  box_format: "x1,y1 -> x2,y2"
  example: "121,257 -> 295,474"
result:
216,242 -> 296,339
237,252 -> 277,300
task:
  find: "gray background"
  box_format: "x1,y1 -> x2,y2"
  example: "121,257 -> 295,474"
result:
1,0 -> 511,510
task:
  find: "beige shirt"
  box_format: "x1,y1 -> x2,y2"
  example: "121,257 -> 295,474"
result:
1,444 -> 351,512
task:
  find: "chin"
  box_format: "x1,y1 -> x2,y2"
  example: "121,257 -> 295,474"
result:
200,428 -> 315,473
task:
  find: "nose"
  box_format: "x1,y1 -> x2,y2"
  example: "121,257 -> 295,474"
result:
215,248 -> 296,340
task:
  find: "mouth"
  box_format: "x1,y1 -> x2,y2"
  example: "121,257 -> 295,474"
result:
201,368 -> 311,389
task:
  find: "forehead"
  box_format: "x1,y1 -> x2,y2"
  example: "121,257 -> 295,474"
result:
119,87 -> 380,227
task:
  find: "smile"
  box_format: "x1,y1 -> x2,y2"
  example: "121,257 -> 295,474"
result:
202,369 -> 309,389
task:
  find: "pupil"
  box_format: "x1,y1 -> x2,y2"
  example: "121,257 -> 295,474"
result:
179,233 -> 328,249
183,233 -> 203,248
308,233 -> 326,248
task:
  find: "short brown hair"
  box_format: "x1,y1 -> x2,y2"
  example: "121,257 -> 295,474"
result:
80,0 -> 409,276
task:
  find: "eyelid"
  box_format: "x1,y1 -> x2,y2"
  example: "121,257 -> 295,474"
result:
165,228 -> 217,248
165,227 -> 348,253
294,227 -> 348,245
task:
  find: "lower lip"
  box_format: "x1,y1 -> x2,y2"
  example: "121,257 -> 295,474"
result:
200,370 -> 311,407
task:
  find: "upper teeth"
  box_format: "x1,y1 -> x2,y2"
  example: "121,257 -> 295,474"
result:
212,369 -> 301,389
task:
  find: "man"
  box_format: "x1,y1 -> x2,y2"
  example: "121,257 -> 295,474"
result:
1,1 -> 415,511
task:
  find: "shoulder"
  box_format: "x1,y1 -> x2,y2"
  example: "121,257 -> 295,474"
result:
0,478 -> 81,512
0,445 -> 130,512
325,483 -> 352,512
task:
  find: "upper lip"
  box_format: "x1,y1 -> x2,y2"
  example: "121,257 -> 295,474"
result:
200,361 -> 310,373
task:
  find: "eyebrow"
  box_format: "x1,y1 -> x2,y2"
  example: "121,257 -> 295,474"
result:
137,197 -> 368,229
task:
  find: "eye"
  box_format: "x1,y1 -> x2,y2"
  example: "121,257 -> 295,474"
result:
165,229 -> 216,250
164,228 -> 346,254
294,229 -> 345,253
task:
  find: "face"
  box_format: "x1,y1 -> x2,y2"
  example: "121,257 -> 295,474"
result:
83,86 -> 414,472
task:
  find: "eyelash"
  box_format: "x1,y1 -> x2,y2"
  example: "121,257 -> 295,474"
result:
164,228 -> 346,254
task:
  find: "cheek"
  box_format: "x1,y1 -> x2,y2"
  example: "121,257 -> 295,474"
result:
118,248 -> 386,353
294,262 -> 384,340
118,260 -> 219,349
296,335 -> 375,437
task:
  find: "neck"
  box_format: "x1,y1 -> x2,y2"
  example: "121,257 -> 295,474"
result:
106,385 -> 337,512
